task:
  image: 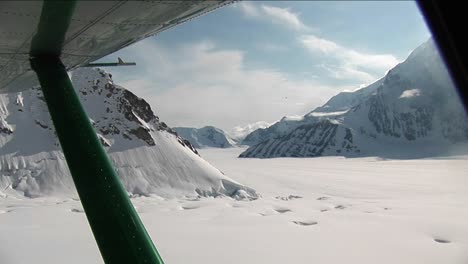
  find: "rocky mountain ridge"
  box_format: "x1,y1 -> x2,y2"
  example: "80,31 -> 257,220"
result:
240,39 -> 468,158
0,68 -> 256,199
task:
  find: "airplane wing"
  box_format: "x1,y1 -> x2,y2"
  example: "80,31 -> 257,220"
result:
0,0 -> 233,93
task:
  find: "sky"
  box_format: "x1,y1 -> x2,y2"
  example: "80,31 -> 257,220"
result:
99,1 -> 431,131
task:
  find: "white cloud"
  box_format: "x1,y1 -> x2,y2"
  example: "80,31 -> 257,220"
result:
237,2 -> 260,17
300,35 -> 339,53
236,2 -> 311,31
319,64 -> 376,83
260,5 -> 308,31
109,41 -> 348,130
300,35 -> 399,83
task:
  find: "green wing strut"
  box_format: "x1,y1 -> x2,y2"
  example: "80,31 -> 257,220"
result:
29,1 -> 164,263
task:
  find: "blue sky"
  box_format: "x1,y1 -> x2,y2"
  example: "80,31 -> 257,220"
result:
100,1 -> 431,131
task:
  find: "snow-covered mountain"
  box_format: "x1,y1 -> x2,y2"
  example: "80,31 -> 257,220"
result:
240,39 -> 468,159
240,117 -> 302,147
0,68 -> 256,199
173,126 -> 234,148
229,121 -> 271,143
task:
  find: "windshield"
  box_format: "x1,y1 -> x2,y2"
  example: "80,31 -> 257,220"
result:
1,1 -> 467,264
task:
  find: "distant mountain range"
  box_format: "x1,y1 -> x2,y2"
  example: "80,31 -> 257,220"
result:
240,38 -> 468,159
229,121 -> 271,142
0,67 -> 256,199
172,122 -> 272,148
173,126 -> 235,148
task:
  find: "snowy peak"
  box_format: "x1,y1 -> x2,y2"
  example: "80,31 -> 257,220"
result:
73,69 -> 163,148
0,67 -> 256,198
240,117 -> 301,146
406,38 -> 437,62
228,121 -> 271,142
240,120 -> 358,158
311,78 -> 383,114
173,126 -> 234,148
240,38 -> 468,158
71,68 -> 200,154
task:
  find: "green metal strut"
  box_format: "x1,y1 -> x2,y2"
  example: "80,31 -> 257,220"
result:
29,1 -> 164,263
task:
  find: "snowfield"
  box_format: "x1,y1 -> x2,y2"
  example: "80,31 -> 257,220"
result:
1,147 -> 468,264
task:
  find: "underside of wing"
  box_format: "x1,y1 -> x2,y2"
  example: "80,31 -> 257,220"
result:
0,0 -> 233,93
